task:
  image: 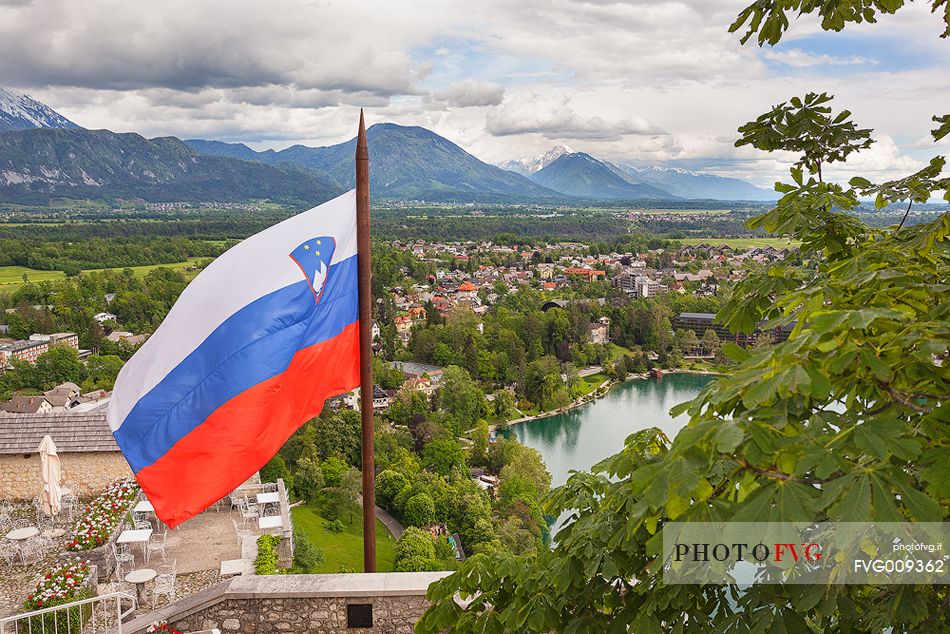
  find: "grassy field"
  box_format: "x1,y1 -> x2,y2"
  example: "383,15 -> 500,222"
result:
0,266 -> 68,287
0,258 -> 208,292
291,503 -> 396,573
575,372 -> 609,397
679,237 -> 799,249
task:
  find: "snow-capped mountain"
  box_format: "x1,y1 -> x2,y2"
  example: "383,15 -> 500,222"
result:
613,164 -> 776,201
0,87 -> 80,133
529,151 -> 676,200
499,144 -> 574,176
505,145 -> 776,201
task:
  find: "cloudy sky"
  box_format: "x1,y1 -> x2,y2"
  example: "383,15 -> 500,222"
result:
1,0 -> 947,187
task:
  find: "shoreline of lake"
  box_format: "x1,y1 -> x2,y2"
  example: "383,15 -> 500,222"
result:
511,372 -> 720,493
498,368 -> 726,431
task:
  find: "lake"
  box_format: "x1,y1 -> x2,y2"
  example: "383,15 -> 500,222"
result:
512,373 -> 718,487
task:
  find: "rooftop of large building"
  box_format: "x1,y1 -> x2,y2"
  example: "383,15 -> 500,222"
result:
0,411 -> 118,454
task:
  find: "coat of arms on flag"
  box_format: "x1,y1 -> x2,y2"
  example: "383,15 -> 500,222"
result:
290,237 -> 336,303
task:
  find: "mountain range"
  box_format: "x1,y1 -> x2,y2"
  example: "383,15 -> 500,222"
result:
529,152 -> 675,200
0,88 -> 775,204
0,129 -> 341,205
187,124 -> 560,202
500,145 -> 774,201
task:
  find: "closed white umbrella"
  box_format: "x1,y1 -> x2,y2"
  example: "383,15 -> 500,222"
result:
38,434 -> 63,517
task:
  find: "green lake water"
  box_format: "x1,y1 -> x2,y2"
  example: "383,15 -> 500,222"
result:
512,373 -> 718,487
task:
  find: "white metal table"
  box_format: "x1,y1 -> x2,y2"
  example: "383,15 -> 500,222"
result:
5,527 -> 39,541
258,515 -> 282,531
133,500 -> 154,513
125,568 -> 157,603
256,492 -> 279,505
117,528 -> 152,559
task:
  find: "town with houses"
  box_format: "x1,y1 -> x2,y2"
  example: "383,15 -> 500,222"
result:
0,238 -> 798,414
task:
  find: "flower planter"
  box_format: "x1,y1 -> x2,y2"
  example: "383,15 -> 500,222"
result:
64,530 -> 120,581
24,562 -> 99,634
64,478 -> 139,581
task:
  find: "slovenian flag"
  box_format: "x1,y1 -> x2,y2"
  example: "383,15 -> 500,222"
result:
108,191 -> 361,527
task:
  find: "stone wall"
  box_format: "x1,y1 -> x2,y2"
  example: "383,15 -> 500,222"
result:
0,452 -> 132,500
175,595 -> 429,633
124,572 -> 453,634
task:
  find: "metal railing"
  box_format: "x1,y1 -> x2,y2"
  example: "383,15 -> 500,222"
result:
0,592 -> 135,634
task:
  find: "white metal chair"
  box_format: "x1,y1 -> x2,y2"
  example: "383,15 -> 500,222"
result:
11,518 -> 31,530
54,498 -> 76,526
0,543 -> 18,572
112,542 -> 135,578
19,539 -> 44,565
146,528 -> 167,564
0,512 -> 11,533
239,501 -> 259,529
231,518 -> 252,544
262,482 -> 278,493
132,516 -> 151,531
33,534 -> 53,554
152,570 -> 177,608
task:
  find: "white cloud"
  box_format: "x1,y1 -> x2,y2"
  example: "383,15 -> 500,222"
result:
762,49 -> 877,67
486,92 -> 662,140
431,80 -> 505,108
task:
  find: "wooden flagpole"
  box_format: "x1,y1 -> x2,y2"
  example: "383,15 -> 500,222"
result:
356,110 -> 376,572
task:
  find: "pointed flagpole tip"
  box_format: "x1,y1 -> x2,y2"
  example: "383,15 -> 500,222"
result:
356,109 -> 368,159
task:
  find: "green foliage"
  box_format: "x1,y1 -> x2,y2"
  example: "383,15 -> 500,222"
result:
83,354 -> 124,390
290,526 -> 325,573
372,357 -> 405,390
418,11 -> 950,630
254,534 -> 282,575
291,457 -> 325,503
934,113 -> 950,142
394,526 -> 438,572
33,346 -> 85,387
851,157 -> 950,223
375,469 -> 411,508
423,438 -> 467,476
324,519 -> 345,533
736,92 -> 872,180
403,493 -> 436,527
492,390 -> 516,420
470,419 -> 490,465
259,454 -> 290,487
438,366 -> 484,430
322,466 -> 362,524
312,409 -> 362,467
320,456 -> 348,488
729,0 -> 950,45
26,589 -> 94,634
498,443 -> 552,500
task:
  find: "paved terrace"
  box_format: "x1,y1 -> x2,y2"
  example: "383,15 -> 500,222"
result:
1,477 -> 293,621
